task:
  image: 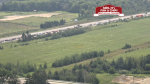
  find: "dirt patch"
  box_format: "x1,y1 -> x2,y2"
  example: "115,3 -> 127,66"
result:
112,74 -> 150,84
0,13 -> 61,21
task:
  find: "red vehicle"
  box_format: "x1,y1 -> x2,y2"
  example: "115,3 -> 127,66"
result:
136,15 -> 143,17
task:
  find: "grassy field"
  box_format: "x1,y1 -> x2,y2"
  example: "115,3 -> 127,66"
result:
0,21 -> 40,38
7,11 -> 78,26
106,46 -> 150,62
96,73 -> 150,84
0,18 -> 150,68
1,15 -> 150,84
0,21 -> 38,35
96,73 -> 120,84
49,44 -> 150,72
0,11 -> 78,37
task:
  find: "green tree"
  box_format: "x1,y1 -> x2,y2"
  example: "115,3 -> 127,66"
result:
80,9 -> 85,17
26,31 -> 29,36
108,68 -> 116,74
22,33 -> 27,41
108,49 -> 110,53
122,44 -> 131,49
111,60 -> 116,67
145,64 -> 150,71
79,64 -> 82,69
39,64 -> 42,69
47,70 -> 52,79
76,69 -> 84,82
116,57 -> 124,69
53,71 -> 59,80
72,64 -> 78,72
99,51 -> 104,57
44,62 -> 47,69
31,69 -> 47,84
86,73 -> 99,84
26,73 -> 31,84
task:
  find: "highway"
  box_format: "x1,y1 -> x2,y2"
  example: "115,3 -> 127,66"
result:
0,12 -> 149,43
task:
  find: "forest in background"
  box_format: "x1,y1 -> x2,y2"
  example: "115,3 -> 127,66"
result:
0,0 -> 150,19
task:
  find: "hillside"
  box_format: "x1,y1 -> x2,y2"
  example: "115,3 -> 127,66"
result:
0,0 -> 150,83
1,13 -> 150,84
1,17 -> 150,66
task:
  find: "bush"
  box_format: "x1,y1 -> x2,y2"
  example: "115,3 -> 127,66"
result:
125,49 -> 135,53
131,69 -> 141,74
0,46 -> 3,50
17,40 -> 22,43
145,64 -> 150,71
40,19 -> 65,29
25,43 -> 29,45
94,68 -> 101,73
142,71 -> 150,74
108,49 -> 110,53
14,45 -> 17,47
108,68 -> 116,74
122,44 -> 131,49
60,28 -> 86,37
45,38 -> 49,41
50,33 -> 62,40
99,51 -> 104,57
118,70 -> 129,74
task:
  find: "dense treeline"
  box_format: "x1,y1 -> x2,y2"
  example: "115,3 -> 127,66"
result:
74,54 -> 150,74
0,60 -> 99,84
2,54 -> 150,84
0,61 -> 48,76
26,68 -> 99,84
72,57 -> 111,73
50,28 -> 86,40
1,0 -> 150,18
19,28 -> 86,42
0,62 -> 36,76
111,55 -> 150,72
0,68 -> 17,84
52,50 -> 104,67
28,54 -> 150,84
0,62 -> 36,84
0,62 -> 48,84
40,19 -> 65,29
